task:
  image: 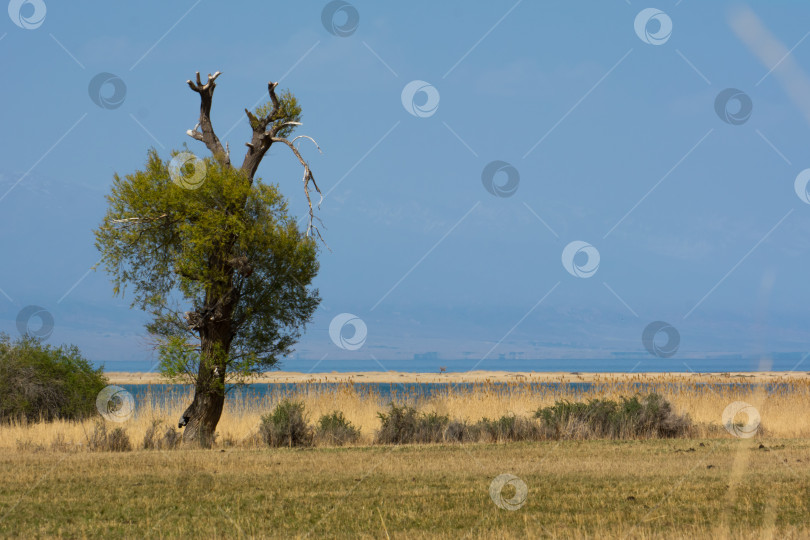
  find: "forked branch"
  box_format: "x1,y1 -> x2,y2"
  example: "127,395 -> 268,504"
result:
241,81 -> 287,179
184,71 -> 323,240
186,71 -> 229,166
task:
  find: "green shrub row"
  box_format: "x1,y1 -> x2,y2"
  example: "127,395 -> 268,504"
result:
259,393 -> 693,447
535,394 -> 691,439
258,401 -> 361,447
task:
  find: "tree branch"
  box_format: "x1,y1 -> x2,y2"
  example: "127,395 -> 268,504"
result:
241,81 -> 286,179
184,74 -> 324,241
270,137 -> 324,239
186,71 -> 229,166
109,214 -> 169,225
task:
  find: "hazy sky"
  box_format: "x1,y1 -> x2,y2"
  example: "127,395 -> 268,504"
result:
3,1 -> 810,372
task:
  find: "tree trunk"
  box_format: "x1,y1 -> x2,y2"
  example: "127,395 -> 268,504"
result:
181,377 -> 224,448
182,300 -> 233,447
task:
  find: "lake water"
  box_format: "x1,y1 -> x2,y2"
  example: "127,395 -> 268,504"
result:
100,354 -> 810,374
121,380 -> 797,410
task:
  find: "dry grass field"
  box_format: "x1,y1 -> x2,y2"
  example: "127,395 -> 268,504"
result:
1,439 -> 809,538
2,374 -> 810,537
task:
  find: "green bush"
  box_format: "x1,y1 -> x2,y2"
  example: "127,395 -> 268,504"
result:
316,411 -> 360,446
478,415 -> 543,442
259,400 -> 312,447
626,393 -> 694,438
534,393 -> 692,439
0,334 -> 107,422
443,420 -> 481,443
375,403 -> 449,444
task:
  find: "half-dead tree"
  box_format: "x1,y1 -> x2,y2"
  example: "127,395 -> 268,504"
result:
95,71 -> 322,446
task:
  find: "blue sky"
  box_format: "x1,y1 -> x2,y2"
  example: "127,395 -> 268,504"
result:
2,1 -> 810,372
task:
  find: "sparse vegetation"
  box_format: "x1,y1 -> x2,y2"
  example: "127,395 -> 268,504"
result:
143,419 -> 181,450
87,420 -> 132,452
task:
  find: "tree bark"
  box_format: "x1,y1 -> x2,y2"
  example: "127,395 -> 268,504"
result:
180,371 -> 224,448
186,72 -> 230,166
182,309 -> 233,447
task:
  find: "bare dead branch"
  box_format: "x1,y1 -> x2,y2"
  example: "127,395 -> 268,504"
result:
109,214 -> 169,224
186,71 -> 229,166
291,135 -> 322,153
182,74 -> 325,243
271,137 -> 324,239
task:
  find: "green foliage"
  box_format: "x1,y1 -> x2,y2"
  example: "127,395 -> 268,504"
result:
94,149 -> 320,382
253,90 -> 301,139
316,411 -> 360,446
375,403 -> 449,444
534,393 -> 692,439
443,420 -> 481,443
155,335 -> 200,383
374,395 -> 690,445
0,334 -> 107,422
477,414 -> 542,442
259,400 -> 312,447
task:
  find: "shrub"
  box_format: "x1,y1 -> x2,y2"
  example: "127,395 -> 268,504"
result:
375,403 -> 417,444
143,419 -> 181,450
259,400 -> 312,447
535,399 -> 614,438
0,334 -> 107,422
628,393 -> 693,438
416,411 -> 449,443
88,420 -> 132,452
375,403 -> 448,444
443,420 -> 481,443
534,393 -> 692,439
316,411 -> 360,446
478,415 -> 543,442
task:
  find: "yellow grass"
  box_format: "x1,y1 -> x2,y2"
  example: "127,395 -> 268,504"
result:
2,373 -> 808,450
2,440 -> 809,538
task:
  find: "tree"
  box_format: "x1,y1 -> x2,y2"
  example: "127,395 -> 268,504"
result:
94,71 -> 322,446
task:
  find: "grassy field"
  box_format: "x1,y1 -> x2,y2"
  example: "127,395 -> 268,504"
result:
1,438 -> 809,538
2,376 -> 809,537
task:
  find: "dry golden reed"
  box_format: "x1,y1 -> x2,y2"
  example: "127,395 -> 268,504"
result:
2,373 -> 807,450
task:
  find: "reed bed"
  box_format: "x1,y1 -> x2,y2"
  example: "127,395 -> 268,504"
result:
3,373 -> 809,450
